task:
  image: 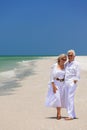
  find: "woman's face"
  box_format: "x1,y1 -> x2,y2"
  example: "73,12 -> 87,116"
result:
59,56 -> 67,64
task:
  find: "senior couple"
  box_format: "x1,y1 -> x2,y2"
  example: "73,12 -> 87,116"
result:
45,49 -> 80,120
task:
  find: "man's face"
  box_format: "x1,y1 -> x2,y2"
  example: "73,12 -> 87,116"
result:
68,52 -> 75,62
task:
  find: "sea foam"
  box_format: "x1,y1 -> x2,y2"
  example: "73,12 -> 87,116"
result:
0,60 -> 35,85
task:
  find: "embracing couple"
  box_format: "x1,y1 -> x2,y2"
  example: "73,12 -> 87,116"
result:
45,49 -> 80,120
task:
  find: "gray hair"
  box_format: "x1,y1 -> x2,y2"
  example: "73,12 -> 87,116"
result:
67,49 -> 76,56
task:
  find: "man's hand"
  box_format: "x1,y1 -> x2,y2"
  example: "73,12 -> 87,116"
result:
74,80 -> 77,84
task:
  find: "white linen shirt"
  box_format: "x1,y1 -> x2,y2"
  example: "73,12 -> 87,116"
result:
65,60 -> 80,81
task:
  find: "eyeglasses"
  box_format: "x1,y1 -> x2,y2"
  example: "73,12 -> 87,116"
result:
61,58 -> 67,61
68,55 -> 73,57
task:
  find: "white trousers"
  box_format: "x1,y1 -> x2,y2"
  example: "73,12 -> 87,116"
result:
65,81 -> 77,118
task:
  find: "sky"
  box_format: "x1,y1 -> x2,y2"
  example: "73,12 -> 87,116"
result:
0,0 -> 87,55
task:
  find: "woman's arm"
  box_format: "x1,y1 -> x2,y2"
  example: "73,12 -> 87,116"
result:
51,82 -> 57,93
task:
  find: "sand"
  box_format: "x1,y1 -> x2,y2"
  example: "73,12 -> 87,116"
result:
0,56 -> 87,130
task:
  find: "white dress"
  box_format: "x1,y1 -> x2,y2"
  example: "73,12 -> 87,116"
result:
45,63 -> 65,108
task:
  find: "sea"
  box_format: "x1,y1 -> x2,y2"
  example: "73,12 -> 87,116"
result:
0,55 -> 46,95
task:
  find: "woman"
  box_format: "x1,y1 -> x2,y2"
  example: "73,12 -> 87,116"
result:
45,54 -> 67,120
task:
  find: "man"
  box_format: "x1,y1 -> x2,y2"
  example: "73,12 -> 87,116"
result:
64,49 -> 80,120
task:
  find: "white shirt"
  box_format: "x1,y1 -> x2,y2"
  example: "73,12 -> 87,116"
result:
65,60 -> 80,81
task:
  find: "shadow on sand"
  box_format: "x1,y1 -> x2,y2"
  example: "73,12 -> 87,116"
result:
45,116 -> 79,120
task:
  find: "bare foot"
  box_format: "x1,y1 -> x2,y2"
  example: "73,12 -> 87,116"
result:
65,117 -> 73,120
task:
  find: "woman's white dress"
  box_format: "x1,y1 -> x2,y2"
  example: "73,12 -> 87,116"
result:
45,63 -> 65,108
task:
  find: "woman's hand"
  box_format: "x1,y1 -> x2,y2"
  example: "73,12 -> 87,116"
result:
53,86 -> 58,93
52,82 -> 58,93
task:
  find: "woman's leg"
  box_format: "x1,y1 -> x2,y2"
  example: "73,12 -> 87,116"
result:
56,107 -> 61,120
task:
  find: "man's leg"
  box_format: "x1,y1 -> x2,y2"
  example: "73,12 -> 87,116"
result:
65,84 -> 76,120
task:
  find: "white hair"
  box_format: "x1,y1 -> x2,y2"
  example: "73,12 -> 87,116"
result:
67,49 -> 76,56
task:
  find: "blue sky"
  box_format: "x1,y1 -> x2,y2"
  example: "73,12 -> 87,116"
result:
0,0 -> 87,55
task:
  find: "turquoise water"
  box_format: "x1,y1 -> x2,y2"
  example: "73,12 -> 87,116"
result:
0,56 -> 42,95
0,56 -> 42,72
0,55 -> 54,96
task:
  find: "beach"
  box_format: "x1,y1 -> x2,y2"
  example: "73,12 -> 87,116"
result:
0,56 -> 87,130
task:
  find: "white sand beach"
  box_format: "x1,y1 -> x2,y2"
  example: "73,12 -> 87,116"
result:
0,56 -> 87,130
